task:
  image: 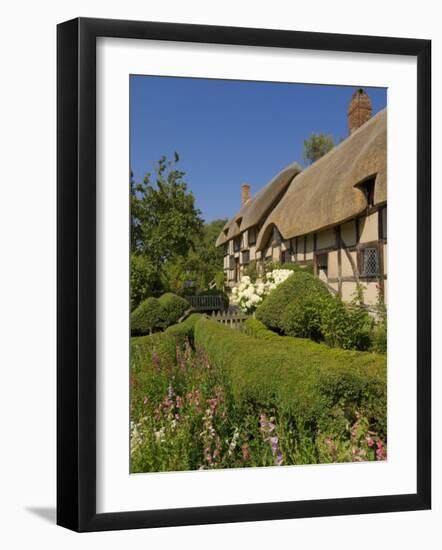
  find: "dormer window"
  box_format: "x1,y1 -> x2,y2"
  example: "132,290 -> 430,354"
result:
248,227 -> 257,246
360,177 -> 375,208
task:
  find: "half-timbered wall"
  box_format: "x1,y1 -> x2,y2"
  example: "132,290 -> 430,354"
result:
222,206 -> 387,305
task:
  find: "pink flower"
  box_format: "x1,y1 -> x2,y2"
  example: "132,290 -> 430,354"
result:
207,398 -> 218,411
375,440 -> 386,460
366,436 -> 375,447
242,443 -> 250,461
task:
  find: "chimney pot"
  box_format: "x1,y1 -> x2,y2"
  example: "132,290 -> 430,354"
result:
348,88 -> 372,135
241,183 -> 251,205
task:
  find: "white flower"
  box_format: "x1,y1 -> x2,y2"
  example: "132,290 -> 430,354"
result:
154,427 -> 166,443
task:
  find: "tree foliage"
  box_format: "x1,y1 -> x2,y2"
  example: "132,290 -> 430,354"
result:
303,133 -> 335,165
130,154 -> 226,308
130,253 -> 162,311
131,154 -> 203,265
191,218 -> 226,284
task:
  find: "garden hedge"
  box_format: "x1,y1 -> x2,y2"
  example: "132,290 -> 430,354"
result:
158,292 -> 190,327
131,297 -> 163,336
256,270 -> 331,333
131,313 -> 203,365
194,318 -> 387,438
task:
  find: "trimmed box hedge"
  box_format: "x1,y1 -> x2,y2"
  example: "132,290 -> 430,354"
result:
158,292 -> 190,327
131,297 -> 163,336
194,318 -> 386,437
256,270 -> 330,334
131,313 -> 203,365
131,293 -> 191,336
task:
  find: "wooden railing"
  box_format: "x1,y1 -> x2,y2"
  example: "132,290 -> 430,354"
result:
211,310 -> 250,329
185,295 -> 225,311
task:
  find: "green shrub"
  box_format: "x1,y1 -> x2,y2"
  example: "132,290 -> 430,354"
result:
257,271 -> 374,351
195,318 -> 387,438
214,271 -> 225,291
163,313 -> 202,346
280,292 -> 324,341
242,318 -> 281,341
132,313 -> 203,366
243,260 -> 260,282
158,292 -> 189,327
131,297 -> 163,335
372,322 -> 387,353
372,291 -> 387,353
130,253 -> 162,310
319,288 -> 373,351
256,270 -> 330,332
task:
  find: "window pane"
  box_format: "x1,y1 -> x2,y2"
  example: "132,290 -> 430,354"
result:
361,247 -> 379,276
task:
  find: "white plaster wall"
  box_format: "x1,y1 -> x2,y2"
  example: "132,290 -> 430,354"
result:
328,250 -> 339,279
359,212 -> 379,243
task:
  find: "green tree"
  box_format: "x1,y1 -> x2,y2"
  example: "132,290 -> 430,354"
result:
132,154 -> 203,269
130,170 -> 143,252
303,133 -> 335,165
130,253 -> 162,311
193,218 -> 227,278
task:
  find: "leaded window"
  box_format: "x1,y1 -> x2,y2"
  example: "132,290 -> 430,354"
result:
361,247 -> 379,277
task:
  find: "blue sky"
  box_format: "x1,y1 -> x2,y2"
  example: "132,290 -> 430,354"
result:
130,76 -> 386,223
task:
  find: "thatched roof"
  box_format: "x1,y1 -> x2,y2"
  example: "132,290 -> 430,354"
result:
215,161 -> 302,247
256,108 -> 387,251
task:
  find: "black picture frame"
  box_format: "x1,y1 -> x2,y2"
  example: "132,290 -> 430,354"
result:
57,17 -> 431,532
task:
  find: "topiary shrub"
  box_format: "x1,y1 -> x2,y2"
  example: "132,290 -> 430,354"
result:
242,318 -> 281,341
280,292 -> 325,341
158,293 -> 189,327
131,297 -> 163,336
155,313 -> 203,359
256,270 -> 330,332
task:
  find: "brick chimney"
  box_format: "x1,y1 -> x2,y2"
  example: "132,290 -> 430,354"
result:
241,183 -> 251,205
348,88 -> 372,135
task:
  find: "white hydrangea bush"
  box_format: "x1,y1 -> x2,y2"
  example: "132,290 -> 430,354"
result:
231,269 -> 294,313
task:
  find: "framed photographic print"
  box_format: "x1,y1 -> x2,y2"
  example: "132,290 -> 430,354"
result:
57,17 -> 431,532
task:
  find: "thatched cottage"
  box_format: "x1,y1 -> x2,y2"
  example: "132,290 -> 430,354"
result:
215,89 -> 387,306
